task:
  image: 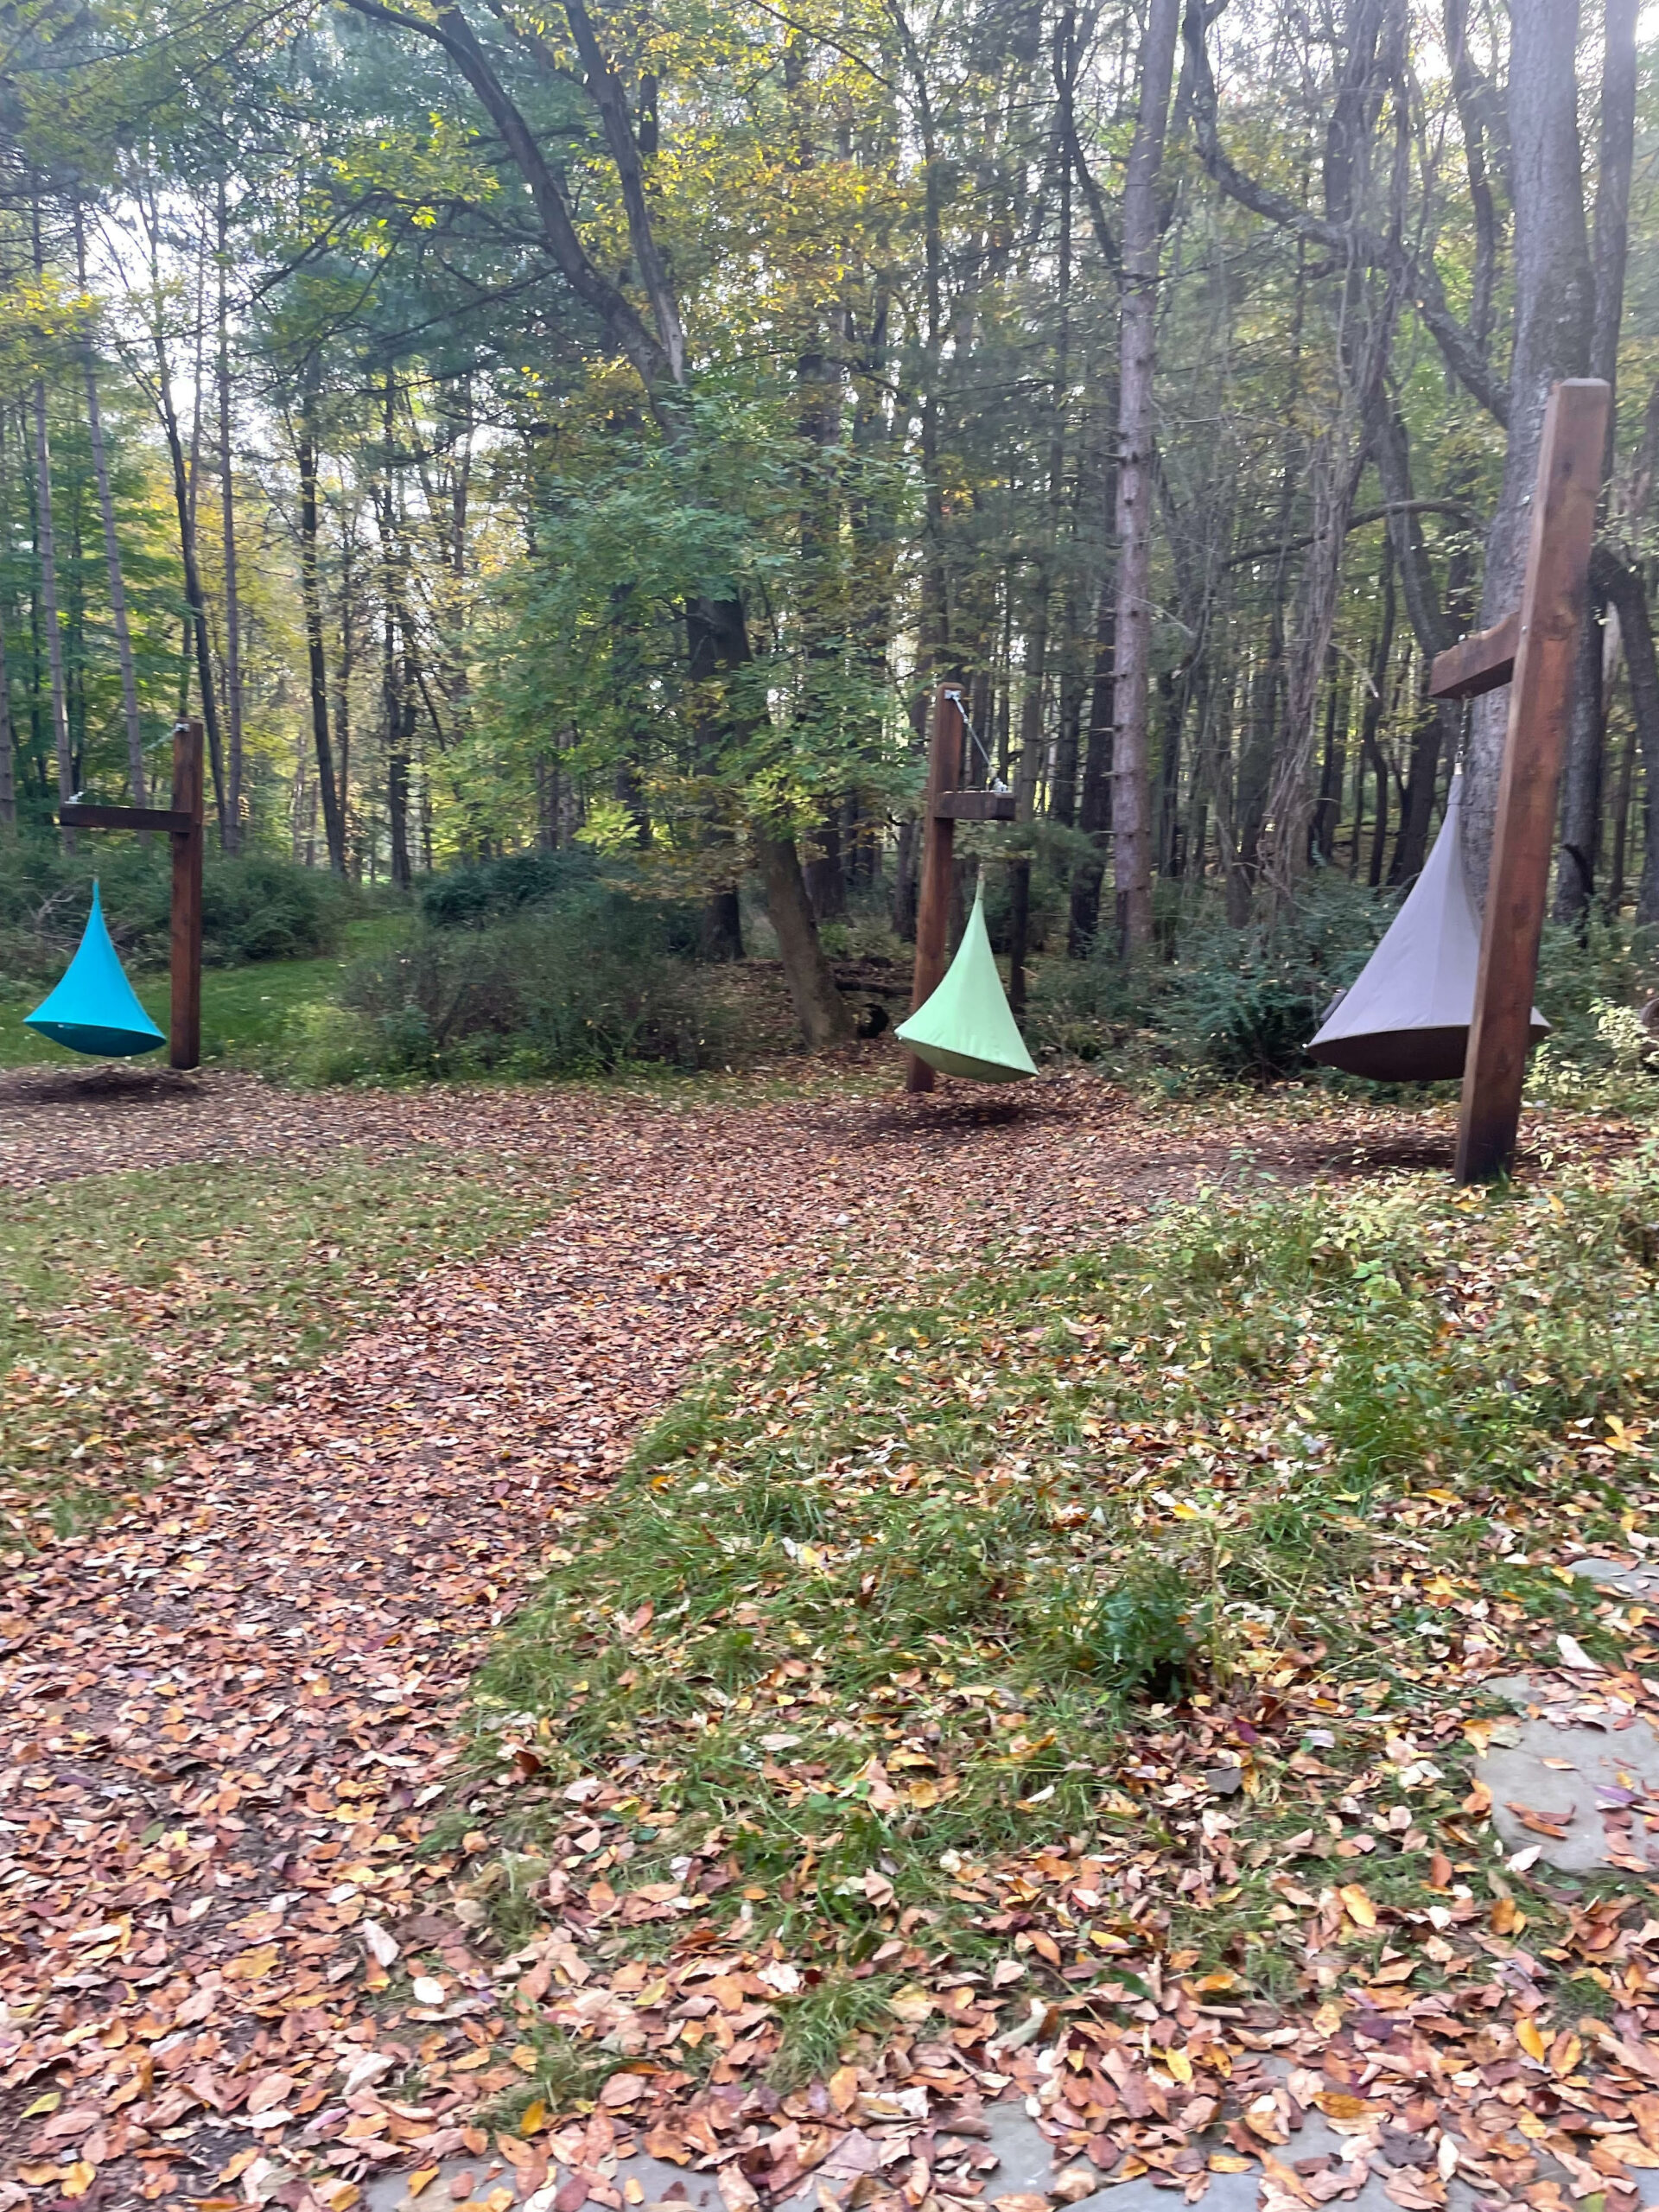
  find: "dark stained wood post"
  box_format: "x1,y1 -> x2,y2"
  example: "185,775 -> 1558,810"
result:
1454,380 -> 1609,1182
906,687 -> 962,1095
169,716 -> 205,1071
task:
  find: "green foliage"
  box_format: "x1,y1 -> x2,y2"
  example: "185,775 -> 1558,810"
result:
300,896 -> 734,1081
420,846 -> 701,957
1533,916 -> 1659,1062
1031,874 -> 1389,1081
1170,880 -> 1382,1080
1033,879 -> 1659,1091
0,834 -> 353,983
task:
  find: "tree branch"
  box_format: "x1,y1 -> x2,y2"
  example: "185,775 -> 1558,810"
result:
559,0 -> 685,382
1181,0 -> 1510,426
341,0 -> 672,395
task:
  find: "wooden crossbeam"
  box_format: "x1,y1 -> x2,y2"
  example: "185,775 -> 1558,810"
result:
60,801 -> 194,836
1456,378 -> 1610,1184
937,789 -> 1017,822
1427,610 -> 1519,702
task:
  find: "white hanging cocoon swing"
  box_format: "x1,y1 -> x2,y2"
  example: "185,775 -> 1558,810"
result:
1306,773 -> 1548,1083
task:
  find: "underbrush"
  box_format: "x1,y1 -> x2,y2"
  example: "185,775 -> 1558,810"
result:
296,886 -> 738,1083
466,1149 -> 1659,2035
1032,877 -> 1659,1097
0,835 -> 356,981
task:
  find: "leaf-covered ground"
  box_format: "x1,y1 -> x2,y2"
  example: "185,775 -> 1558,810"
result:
464,1148 -> 1659,2212
1,1065 -> 1656,2212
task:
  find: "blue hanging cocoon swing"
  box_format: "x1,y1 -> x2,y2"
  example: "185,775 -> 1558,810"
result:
896,885 -> 1037,1084
24,883 -> 166,1058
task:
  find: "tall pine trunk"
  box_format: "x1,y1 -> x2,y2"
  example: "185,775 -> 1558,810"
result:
217,183 -> 245,852
298,374 -> 346,874
75,202 -> 145,809
149,279 -> 229,843
1110,0 -> 1179,956
1463,0 -> 1592,904
1554,0 -> 1636,922
31,207 -> 72,830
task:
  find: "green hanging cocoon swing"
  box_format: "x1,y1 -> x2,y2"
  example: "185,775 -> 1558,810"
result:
897,885 -> 1037,1084
23,882 -> 166,1058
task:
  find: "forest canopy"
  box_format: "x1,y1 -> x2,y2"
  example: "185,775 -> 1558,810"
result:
0,0 -> 1654,1048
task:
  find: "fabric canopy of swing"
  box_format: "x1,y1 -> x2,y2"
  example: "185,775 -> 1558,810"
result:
24,883 -> 167,1058
896,886 -> 1038,1084
1306,775 -> 1547,1082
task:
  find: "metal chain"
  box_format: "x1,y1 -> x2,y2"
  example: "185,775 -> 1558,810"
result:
942,687 -> 1010,792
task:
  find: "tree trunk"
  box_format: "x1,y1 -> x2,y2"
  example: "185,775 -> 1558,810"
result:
1464,0 -> 1593,904
804,817 -> 847,920
1592,546 -> 1659,924
32,372 -> 73,830
1110,0 -> 1180,957
1314,654 -> 1345,862
1608,668 -> 1637,912
335,530 -> 354,876
758,830 -> 849,1046
152,328 -> 229,845
893,817 -> 918,940
217,183 -> 245,852
377,373 -> 415,891
1390,673 -> 1449,885
30,207 -> 72,829
389,745 -> 412,889
0,579 -> 14,834
75,204 -> 145,810
298,377 -> 346,874
1008,591 -> 1050,1018
1554,0 -> 1636,923
1359,546 -> 1396,887
1156,668 -> 1185,879
1069,408 -> 1118,955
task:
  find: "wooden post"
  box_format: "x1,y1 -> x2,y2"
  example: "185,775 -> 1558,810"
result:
169,716 -> 204,1071
906,687 -> 963,1095
1455,379 -> 1610,1183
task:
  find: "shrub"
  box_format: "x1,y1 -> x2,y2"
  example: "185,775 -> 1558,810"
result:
421,849 -> 600,927
1030,873 -> 1387,1082
304,899 -> 733,1081
0,834 -> 350,980
421,848 -> 703,957
199,855 -> 351,963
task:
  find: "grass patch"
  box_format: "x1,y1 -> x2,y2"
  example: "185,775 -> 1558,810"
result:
0,1145 -> 555,1539
0,914 -> 405,1070
462,1147 -> 1659,2066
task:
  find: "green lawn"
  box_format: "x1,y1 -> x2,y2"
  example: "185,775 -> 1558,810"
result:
0,1144 -> 556,1543
0,913 -> 404,1070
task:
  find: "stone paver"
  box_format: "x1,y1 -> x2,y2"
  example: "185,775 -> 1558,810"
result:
361,2067 -> 1659,2212
1567,1553 -> 1659,1601
1478,1660 -> 1659,1872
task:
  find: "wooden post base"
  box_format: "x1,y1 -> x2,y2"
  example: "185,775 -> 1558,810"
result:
169,718 -> 205,1071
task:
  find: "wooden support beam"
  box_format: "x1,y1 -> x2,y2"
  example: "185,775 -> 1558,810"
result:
937,789 -> 1018,822
1456,379 -> 1610,1184
169,717 -> 205,1071
60,801 -> 194,835
1427,610 -> 1519,702
906,686 -> 963,1095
